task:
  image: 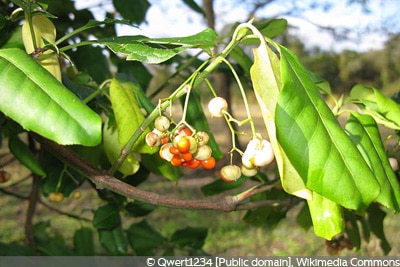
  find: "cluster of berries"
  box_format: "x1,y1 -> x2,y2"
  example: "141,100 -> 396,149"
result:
146,116 -> 216,170
207,97 -> 275,183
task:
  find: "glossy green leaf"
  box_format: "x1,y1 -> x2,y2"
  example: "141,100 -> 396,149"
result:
250,38 -> 312,200
141,152 -> 182,181
182,91 -> 223,160
8,135 -> 46,177
275,45 -> 380,210
109,78 -> 152,153
257,18 -> 288,39
349,84 -> 400,130
127,220 -> 166,256
103,121 -> 140,177
345,113 -> 400,211
170,227 -> 207,249
99,225 -> 128,256
73,227 -> 94,256
0,48 -> 102,146
93,204 -> 121,230
125,201 -> 156,217
307,192 -> 344,240
99,29 -> 217,63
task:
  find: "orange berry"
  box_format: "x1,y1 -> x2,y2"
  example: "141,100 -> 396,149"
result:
169,146 -> 180,155
187,159 -> 201,169
177,136 -> 190,153
201,157 -> 216,169
171,155 -> 182,166
182,152 -> 193,162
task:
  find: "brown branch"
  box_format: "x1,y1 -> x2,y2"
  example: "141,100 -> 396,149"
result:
24,174 -> 39,246
34,134 -> 288,212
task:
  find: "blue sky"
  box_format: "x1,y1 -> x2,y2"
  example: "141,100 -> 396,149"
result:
76,0 -> 400,52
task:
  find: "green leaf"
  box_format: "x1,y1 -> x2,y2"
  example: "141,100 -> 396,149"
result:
250,38 -> 312,200
113,0 -> 150,24
8,134 -> 46,177
367,203 -> 391,254
201,175 -> 248,196
73,227 -> 94,255
125,201 -> 156,217
99,225 -> 128,256
103,121 -> 140,177
256,18 -> 288,39
68,45 -> 111,84
344,211 -> 361,250
170,227 -> 207,249
0,242 -> 34,256
109,78 -> 152,153
275,44 -> 380,210
182,91 -> 223,160
345,113 -> 400,211
182,0 -> 205,15
0,48 -> 102,146
93,204 -> 121,230
40,152 -> 85,197
141,152 -> 182,181
127,220 -> 166,255
307,192 -> 344,240
349,84 -> 400,130
296,203 -> 313,231
99,29 -> 217,63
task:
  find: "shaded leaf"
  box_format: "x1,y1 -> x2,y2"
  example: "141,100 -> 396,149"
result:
93,204 -> 121,230
367,203 -> 391,254
182,0 -> 205,15
257,18 -> 288,39
113,0 -> 150,24
201,175 -> 248,196
170,227 -> 207,249
141,152 -> 182,181
74,227 -> 94,256
127,220 -> 166,255
8,134 -> 46,176
125,201 -> 156,217
99,225 -> 128,256
0,48 -> 102,146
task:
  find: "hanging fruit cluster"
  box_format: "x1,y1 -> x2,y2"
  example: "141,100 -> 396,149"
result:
146,116 -> 216,170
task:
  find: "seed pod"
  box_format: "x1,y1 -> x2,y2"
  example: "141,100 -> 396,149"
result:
159,143 -> 174,161
48,192 -> 64,203
241,165 -> 258,177
196,131 -> 209,145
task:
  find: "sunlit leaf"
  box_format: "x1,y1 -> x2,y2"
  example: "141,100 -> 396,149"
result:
0,48 -> 102,146
349,84 -> 400,130
109,78 -> 152,153
250,38 -> 312,200
99,29 -> 217,63
275,45 -> 380,210
345,113 -> 400,211
307,192 -> 344,240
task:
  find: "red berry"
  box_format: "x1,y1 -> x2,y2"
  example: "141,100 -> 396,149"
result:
201,157 -> 216,169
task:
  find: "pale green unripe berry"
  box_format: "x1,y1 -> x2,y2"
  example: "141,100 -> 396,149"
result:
220,165 -> 241,182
